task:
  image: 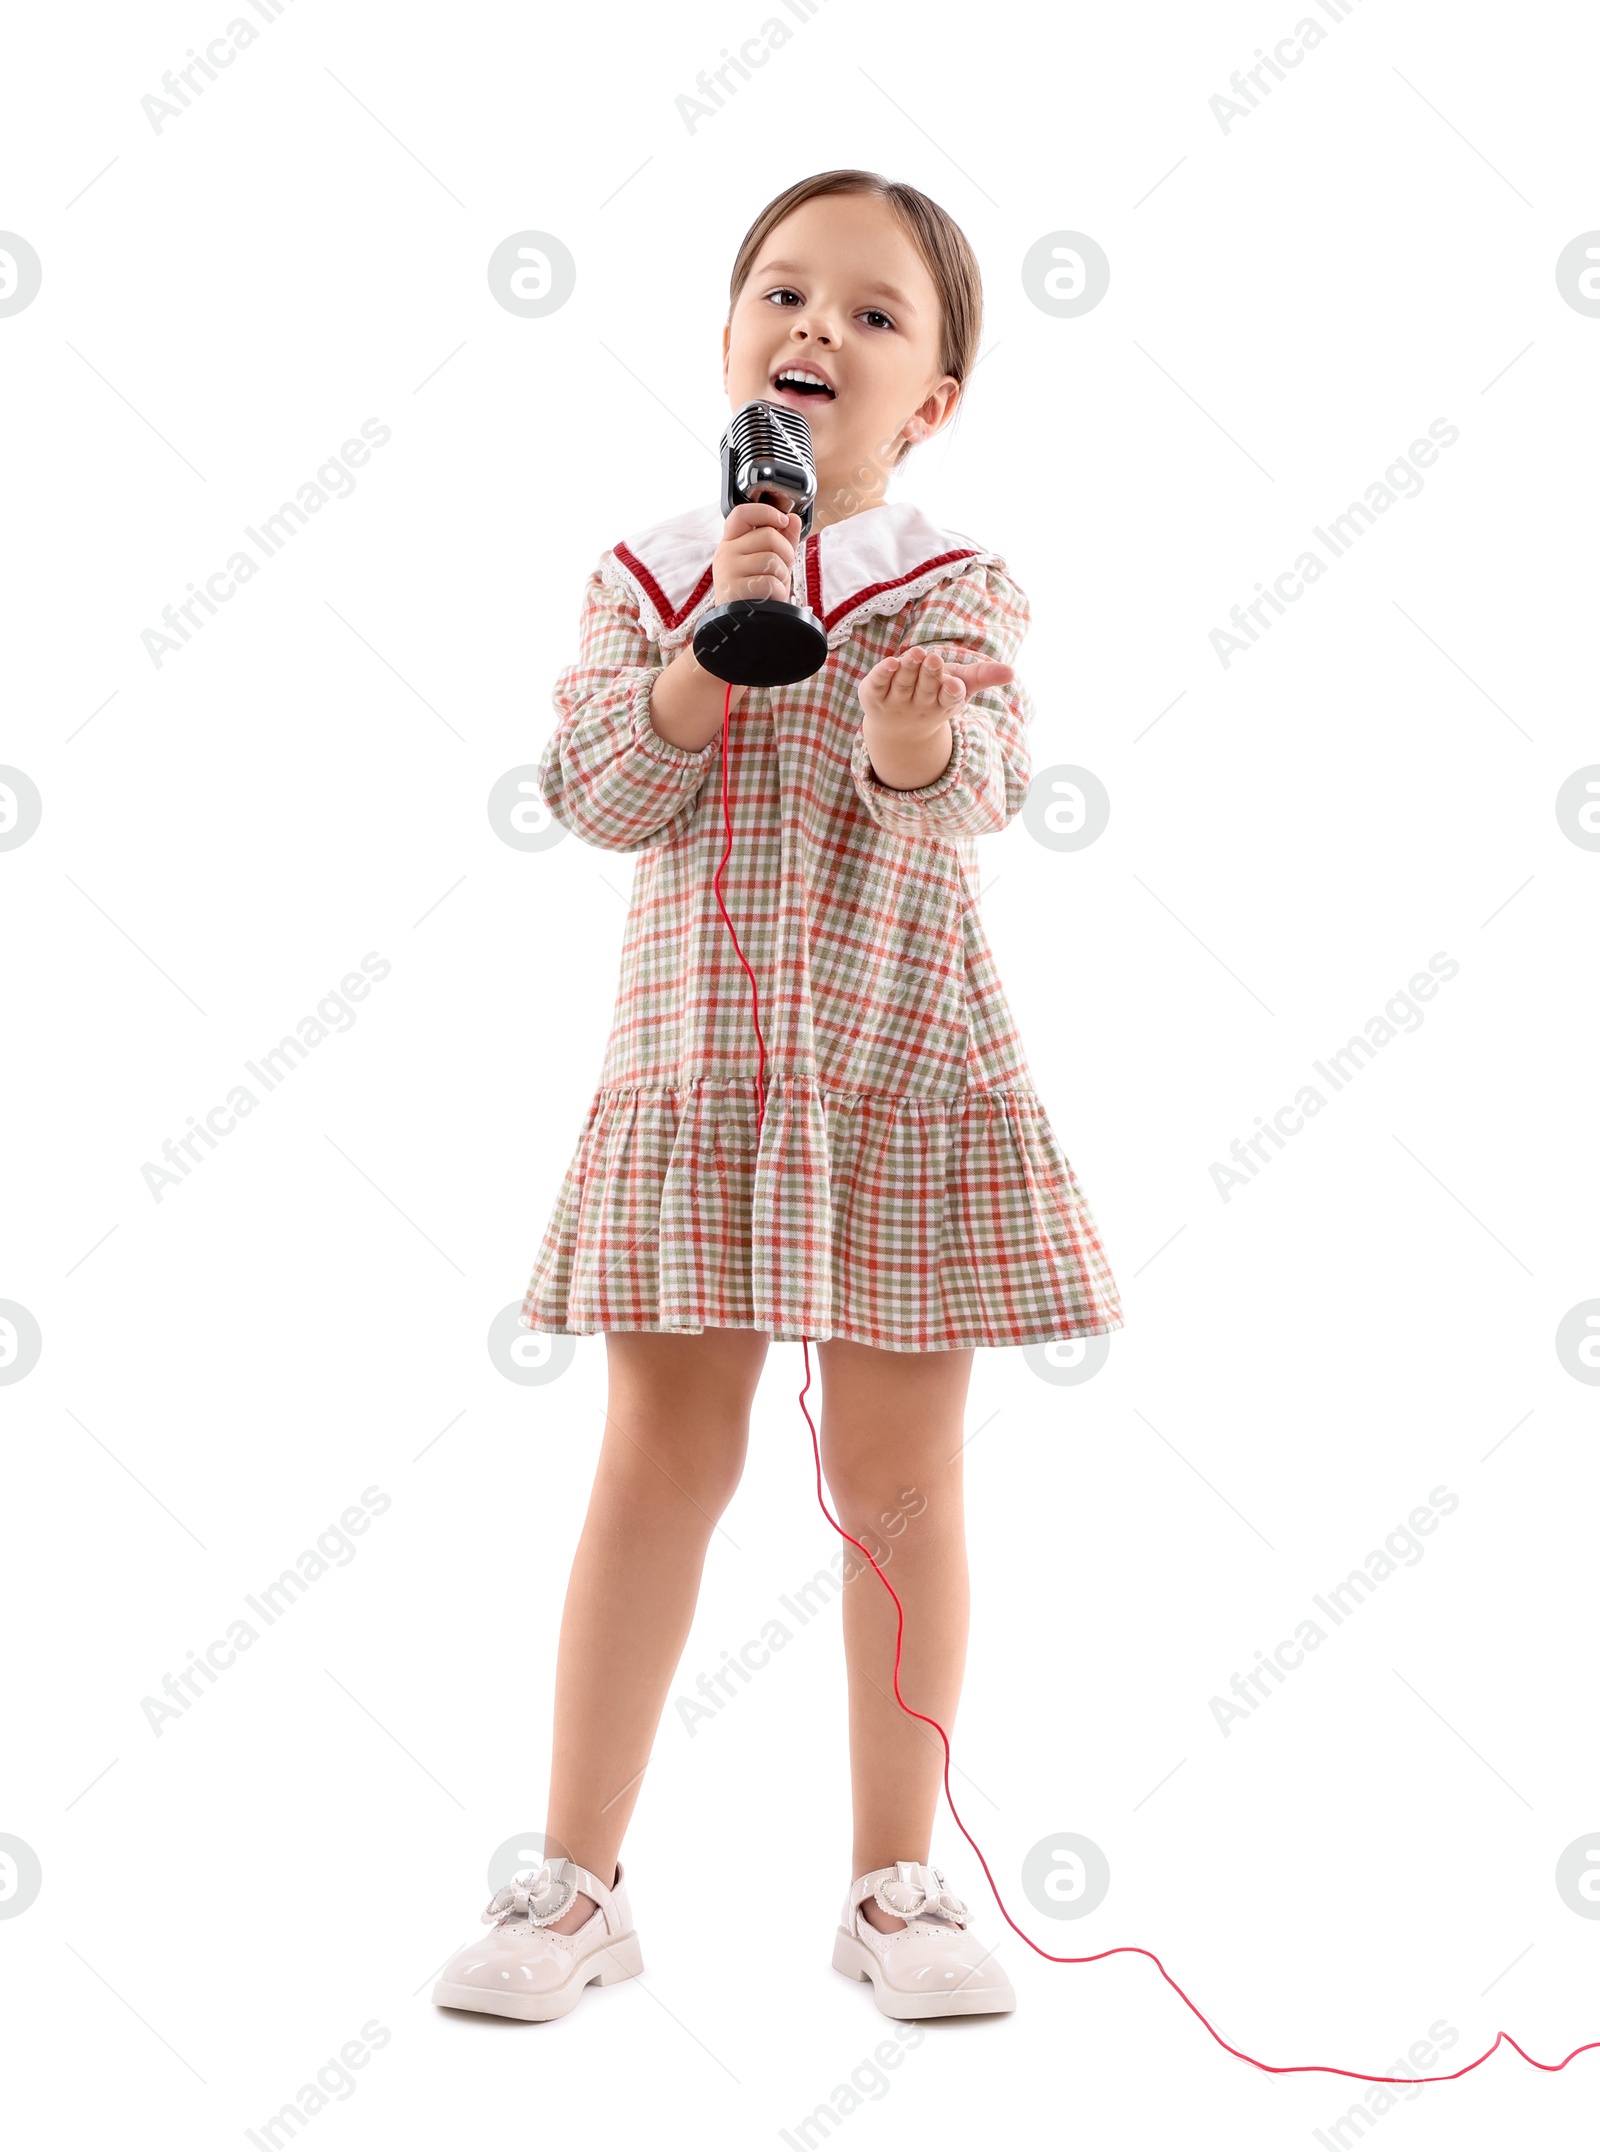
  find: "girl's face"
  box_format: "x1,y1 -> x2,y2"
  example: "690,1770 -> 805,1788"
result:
722,192 -> 961,527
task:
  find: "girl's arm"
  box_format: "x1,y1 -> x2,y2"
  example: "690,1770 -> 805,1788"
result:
850,561 -> 1036,840
538,568 -> 724,854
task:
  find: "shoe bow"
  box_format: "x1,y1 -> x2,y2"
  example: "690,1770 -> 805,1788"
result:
871,1860 -> 968,1924
482,1857 -> 580,1928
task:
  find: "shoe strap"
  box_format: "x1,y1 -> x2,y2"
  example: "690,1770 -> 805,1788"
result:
852,1859 -> 969,1927
482,1856 -> 623,1932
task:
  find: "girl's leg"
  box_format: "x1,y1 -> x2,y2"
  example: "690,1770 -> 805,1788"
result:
814,1337 -> 975,1935
542,1326 -> 770,1933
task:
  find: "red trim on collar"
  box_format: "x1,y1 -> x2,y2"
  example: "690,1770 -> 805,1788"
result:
612,541 -> 714,633
819,548 -> 980,633
615,533 -> 982,638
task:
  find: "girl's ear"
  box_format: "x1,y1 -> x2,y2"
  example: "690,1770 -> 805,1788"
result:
908,381 -> 962,449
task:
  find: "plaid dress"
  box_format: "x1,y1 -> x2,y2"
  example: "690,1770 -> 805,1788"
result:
517,498 -> 1124,1353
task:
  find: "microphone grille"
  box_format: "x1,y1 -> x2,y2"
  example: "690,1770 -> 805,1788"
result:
726,397 -> 817,509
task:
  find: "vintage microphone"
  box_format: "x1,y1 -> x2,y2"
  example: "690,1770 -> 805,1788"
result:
691,398 -> 830,687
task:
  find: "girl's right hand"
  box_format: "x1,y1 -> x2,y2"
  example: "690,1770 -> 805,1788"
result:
712,501 -> 803,606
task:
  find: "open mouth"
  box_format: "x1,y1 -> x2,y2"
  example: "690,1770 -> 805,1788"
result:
770,367 -> 836,407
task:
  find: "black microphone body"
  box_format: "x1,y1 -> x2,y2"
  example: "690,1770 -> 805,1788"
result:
692,399 -> 830,687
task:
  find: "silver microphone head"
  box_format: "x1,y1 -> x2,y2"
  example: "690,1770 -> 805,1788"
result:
720,398 -> 818,537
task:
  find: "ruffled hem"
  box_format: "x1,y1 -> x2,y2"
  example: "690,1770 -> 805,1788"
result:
517,1075 -> 1125,1354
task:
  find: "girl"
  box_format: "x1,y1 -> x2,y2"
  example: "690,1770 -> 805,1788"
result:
434,169 -> 1123,2026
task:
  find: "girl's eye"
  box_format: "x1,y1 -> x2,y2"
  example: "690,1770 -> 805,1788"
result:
761,289 -> 896,331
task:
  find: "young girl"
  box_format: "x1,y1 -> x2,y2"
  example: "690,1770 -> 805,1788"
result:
434,168 -> 1123,2026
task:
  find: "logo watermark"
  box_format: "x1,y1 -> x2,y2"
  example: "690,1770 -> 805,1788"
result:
1210,420 -> 1460,668
1312,2017 -> 1459,2138
1210,0 -> 1367,136
1554,232 -> 1600,315
675,0 -> 833,134
0,1834 -> 43,1920
1210,951 -> 1459,1202
142,952 -> 393,1202
141,1486 -> 392,1736
1020,1830 -> 1111,1919
142,420 -> 392,668
777,2021 -> 924,2147
1020,231 -> 1111,317
1208,1486 -> 1460,1737
142,0 -> 302,135
1555,1302 -> 1600,1385
676,1490 -> 926,1736
0,231 -> 42,315
1023,1334 -> 1114,1385
1555,1833 -> 1600,1916
0,1301 -> 44,1386
486,232 -> 575,317
243,2019 -> 390,2149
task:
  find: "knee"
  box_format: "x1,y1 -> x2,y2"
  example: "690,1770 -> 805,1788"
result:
819,1452 -> 935,1548
688,1432 -> 749,1522
607,1410 -> 750,1524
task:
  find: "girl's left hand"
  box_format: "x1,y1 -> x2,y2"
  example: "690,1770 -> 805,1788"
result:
857,646 -> 1015,728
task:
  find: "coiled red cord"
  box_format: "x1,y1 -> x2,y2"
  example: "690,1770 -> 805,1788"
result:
708,677 -> 1597,2083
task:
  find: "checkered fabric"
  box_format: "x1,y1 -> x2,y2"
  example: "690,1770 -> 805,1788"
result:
517,519 -> 1125,1353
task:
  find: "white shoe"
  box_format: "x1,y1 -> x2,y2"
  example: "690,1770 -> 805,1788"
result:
432,1856 -> 643,2022
832,1860 -> 1016,2020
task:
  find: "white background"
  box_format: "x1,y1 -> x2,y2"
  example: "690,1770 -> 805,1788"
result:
4,0 -> 1598,2144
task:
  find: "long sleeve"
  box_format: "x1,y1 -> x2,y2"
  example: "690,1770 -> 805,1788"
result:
538,565 -> 719,854
848,560 -> 1034,839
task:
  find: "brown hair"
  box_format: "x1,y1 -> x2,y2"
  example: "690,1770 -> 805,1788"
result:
726,169 -> 982,472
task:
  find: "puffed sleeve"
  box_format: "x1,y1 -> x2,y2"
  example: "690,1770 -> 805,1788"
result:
848,560 -> 1034,839
538,564 -> 719,854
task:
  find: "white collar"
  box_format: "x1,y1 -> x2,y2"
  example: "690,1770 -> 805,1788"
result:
604,498 -> 998,653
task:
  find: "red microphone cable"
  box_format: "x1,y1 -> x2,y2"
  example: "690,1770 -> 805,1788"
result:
709,676 -> 1599,2085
